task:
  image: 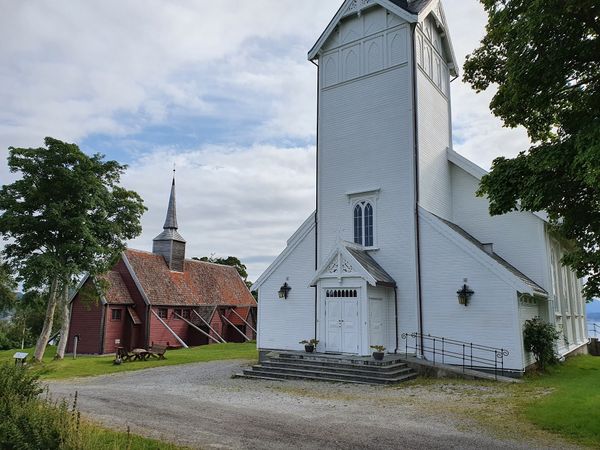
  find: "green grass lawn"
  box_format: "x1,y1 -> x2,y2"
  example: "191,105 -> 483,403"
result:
78,422 -> 187,450
0,342 -> 257,380
519,355 -> 600,447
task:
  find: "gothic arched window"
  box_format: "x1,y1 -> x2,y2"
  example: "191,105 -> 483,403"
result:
353,204 -> 363,245
353,201 -> 375,247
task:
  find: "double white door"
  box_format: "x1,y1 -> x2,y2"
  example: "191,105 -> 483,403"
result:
325,297 -> 359,354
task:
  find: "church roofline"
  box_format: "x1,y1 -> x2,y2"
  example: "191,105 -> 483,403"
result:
307,0 -> 418,61
252,213 -> 316,291
307,0 -> 458,77
419,207 -> 548,297
447,148 -> 549,223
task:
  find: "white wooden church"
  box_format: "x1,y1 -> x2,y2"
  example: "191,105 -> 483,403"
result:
252,0 -> 588,373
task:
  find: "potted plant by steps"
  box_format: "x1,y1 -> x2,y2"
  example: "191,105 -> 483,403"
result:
300,339 -> 319,353
370,345 -> 386,361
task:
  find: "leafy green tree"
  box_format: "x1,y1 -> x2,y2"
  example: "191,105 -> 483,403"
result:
0,137 -> 146,361
463,0 -> 600,299
523,317 -> 561,371
0,263 -> 16,315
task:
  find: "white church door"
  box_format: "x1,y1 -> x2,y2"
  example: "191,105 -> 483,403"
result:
369,297 -> 386,349
325,293 -> 359,354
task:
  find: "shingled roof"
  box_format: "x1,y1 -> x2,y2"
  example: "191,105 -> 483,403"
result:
123,249 -> 257,307
387,0 -> 433,14
99,271 -> 135,305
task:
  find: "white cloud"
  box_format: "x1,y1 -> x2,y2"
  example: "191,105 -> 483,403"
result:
0,0 -> 536,280
123,144 -> 316,280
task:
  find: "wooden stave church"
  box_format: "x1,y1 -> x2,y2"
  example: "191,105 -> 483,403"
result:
66,177 -> 257,355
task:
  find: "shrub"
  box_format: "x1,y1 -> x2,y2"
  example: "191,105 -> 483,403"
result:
0,363 -> 80,450
523,317 -> 561,371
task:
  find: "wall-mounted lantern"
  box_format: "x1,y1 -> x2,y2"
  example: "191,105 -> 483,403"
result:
278,282 -> 291,299
457,280 -> 474,306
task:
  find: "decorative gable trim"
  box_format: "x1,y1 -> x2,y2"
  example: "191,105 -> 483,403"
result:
416,0 -> 458,76
308,0 -> 417,61
310,243 -> 376,286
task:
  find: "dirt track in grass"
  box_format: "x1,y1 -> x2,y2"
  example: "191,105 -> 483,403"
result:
48,360 -> 579,450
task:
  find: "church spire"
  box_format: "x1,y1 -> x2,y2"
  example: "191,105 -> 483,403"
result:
153,170 -> 186,272
163,174 -> 178,230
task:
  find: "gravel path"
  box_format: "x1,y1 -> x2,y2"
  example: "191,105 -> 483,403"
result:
48,360 -> 572,450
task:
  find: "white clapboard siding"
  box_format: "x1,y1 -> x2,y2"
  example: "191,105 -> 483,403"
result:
450,163 -> 549,289
419,210 -> 524,371
257,223 -> 316,351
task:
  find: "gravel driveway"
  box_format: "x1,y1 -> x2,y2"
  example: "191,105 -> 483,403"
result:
48,360 -> 572,450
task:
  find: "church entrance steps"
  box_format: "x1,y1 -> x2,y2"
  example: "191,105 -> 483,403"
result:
236,351 -> 418,385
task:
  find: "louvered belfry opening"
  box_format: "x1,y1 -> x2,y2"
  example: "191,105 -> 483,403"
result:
152,175 -> 186,272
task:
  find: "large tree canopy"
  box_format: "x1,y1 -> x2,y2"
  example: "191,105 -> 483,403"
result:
0,263 -> 16,314
0,137 -> 147,359
463,0 -> 600,299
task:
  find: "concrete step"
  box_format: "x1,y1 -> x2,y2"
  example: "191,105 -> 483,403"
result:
234,372 -> 285,382
276,352 -> 403,367
240,367 -> 417,385
261,360 -> 411,378
243,365 -> 417,385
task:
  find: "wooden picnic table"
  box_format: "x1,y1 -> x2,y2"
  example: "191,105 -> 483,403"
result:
131,348 -> 150,361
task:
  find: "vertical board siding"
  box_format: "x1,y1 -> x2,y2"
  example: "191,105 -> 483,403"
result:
66,281 -> 104,354
103,306 -> 127,354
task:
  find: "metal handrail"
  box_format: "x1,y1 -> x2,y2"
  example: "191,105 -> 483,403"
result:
400,332 -> 509,380
589,323 -> 600,339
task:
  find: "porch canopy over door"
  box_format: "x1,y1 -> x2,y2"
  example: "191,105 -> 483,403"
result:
311,241 -> 396,356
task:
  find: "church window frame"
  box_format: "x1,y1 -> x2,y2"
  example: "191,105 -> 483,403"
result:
350,198 -> 377,248
347,189 -> 379,249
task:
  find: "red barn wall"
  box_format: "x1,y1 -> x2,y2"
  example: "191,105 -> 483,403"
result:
103,306 -> 128,354
66,282 -> 104,355
149,307 -> 184,348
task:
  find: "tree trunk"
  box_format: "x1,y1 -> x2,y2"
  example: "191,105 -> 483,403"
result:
34,278 -> 60,362
55,284 -> 70,360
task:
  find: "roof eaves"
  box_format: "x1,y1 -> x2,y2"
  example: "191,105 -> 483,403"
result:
69,273 -> 90,304
252,214 -> 316,291
122,251 -> 151,306
448,148 -> 549,224
419,208 -> 545,296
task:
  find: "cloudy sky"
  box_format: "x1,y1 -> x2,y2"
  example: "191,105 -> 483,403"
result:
0,0 -> 531,281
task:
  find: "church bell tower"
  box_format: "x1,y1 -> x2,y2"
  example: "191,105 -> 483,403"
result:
153,175 -> 186,272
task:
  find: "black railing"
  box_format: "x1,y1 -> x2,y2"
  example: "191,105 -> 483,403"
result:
589,323 -> 600,339
400,332 -> 509,380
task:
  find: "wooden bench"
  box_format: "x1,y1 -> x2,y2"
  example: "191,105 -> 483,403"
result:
148,344 -> 167,360
116,347 -> 133,362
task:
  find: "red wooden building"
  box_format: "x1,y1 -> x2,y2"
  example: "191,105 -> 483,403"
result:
66,178 -> 257,354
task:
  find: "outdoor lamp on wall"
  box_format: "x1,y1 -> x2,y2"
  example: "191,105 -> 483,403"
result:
457,280 -> 474,306
278,282 -> 291,299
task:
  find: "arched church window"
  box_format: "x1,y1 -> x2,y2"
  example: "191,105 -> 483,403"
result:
354,204 -> 363,245
364,203 -> 374,247
353,201 -> 375,247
